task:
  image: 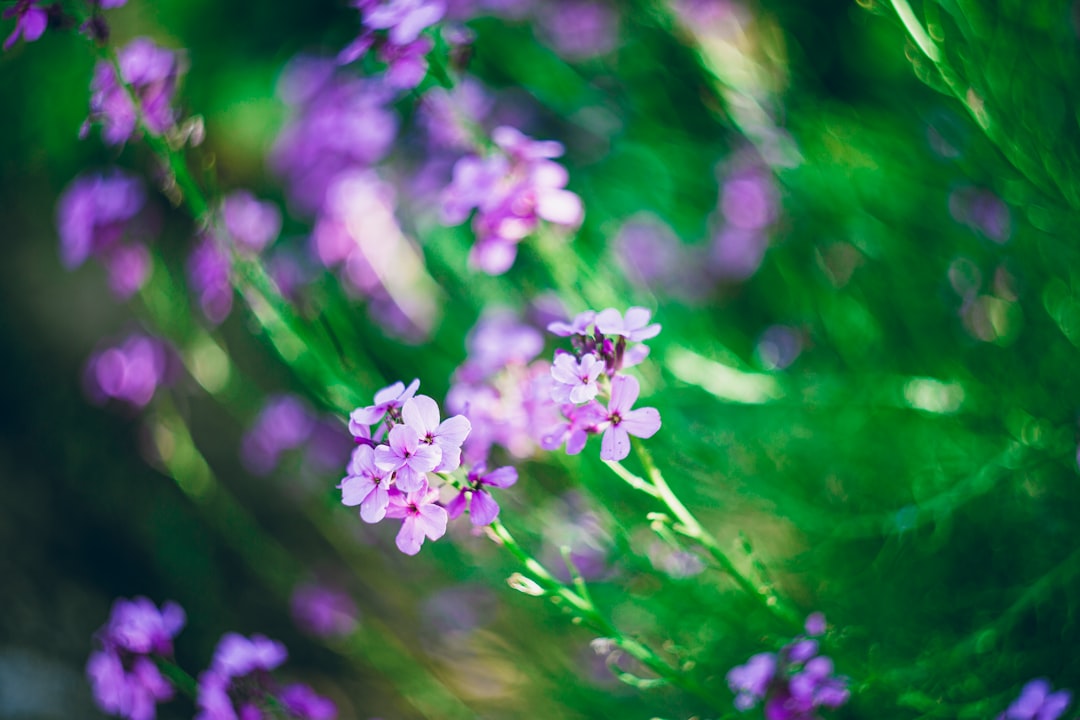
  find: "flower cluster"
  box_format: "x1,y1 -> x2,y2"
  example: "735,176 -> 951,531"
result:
87,597 -> 186,720
195,633 -> 335,720
87,598 -> 335,720
57,169 -> 153,299
340,379 -> 519,553
86,37 -> 183,146
727,613 -> 850,719
339,0 -> 446,89
441,126 -> 584,274
543,307 -> 661,461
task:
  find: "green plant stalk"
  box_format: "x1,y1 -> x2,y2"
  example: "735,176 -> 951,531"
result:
607,445 -> 802,630
487,518 -> 727,709
887,0 -> 941,62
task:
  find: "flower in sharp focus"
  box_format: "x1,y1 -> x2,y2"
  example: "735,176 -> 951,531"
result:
599,375 -> 661,462
550,352 -> 602,404
547,309 -> 596,337
446,463 -> 518,525
3,0 -> 47,51
400,395 -> 472,472
88,37 -> 182,146
384,486 -> 449,555
340,444 -> 392,522
349,378 -> 421,430
593,307 -> 661,342
997,679 -> 1072,720
86,597 -> 186,720
373,424 -> 442,492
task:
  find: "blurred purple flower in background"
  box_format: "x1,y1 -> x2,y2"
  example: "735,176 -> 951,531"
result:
3,0 -> 47,51
949,186 -> 1011,243
222,191 -> 282,253
709,151 -> 779,281
534,0 -> 618,61
241,395 -> 316,475
86,597 -> 185,720
87,37 -> 182,145
272,58 -> 398,214
290,583 -> 359,638
997,679 -> 1072,720
446,462 -> 518,525
187,236 -> 233,325
339,0 -> 445,89
85,334 -> 174,408
57,169 -> 152,299
756,325 -> 803,370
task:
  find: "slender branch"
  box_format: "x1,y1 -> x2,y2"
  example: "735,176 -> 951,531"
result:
888,0 -> 941,62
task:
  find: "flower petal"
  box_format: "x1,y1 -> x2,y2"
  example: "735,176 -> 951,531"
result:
359,483 -> 389,523
416,503 -> 449,541
468,490 -> 500,526
402,395 -> 440,436
481,466 -> 518,488
621,407 -> 661,439
608,374 -> 641,414
600,424 -> 631,461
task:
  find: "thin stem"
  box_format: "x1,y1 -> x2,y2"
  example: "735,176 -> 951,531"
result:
155,657 -> 198,698
487,519 -> 726,709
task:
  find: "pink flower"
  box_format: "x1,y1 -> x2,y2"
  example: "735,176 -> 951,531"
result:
599,375 -> 661,461
594,307 -> 661,342
550,352 -> 602,404
385,486 -> 448,555
349,378 -> 420,429
400,395 -> 471,472
446,463 -> 518,526
374,424 -> 441,491
340,445 -> 392,522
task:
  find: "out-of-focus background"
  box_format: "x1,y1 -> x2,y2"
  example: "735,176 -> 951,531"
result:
3,0 -> 1080,718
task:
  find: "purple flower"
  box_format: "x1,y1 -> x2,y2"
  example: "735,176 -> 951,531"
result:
279,684 -> 338,720
187,236 -> 233,325
3,0 -> 47,51
727,652 -> 777,711
550,352 -> 602,404
547,310 -> 596,337
453,309 -> 544,383
440,126 -> 584,275
86,334 -> 174,408
446,463 -> 518,525
88,37 -> 182,145
599,375 -> 661,461
534,0 -> 618,61
540,400 -> 605,455
384,486 -> 449,555
56,170 -> 152,299
998,679 -> 1072,720
340,445 -> 392,522
349,379 -> 420,430
728,614 -> 850,719
86,597 -> 186,720
400,395 -> 472,472
340,0 -> 445,89
290,583 -> 359,638
222,191 -> 282,253
241,395 -> 315,475
271,59 -> 397,213
593,307 -> 660,342
374,424 -> 442,491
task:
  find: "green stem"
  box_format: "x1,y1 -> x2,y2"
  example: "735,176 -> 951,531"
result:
488,519 -> 726,709
155,657 -> 198,698
888,0 -> 941,62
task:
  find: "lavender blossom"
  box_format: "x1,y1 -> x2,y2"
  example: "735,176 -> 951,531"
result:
727,614 -> 850,719
56,169 -> 152,299
550,352 -> 602,404
241,395 -> 316,475
290,583 -> 359,639
222,191 -> 282,253
86,597 -> 186,720
440,126 -> 583,274
196,633 -> 334,720
187,236 -> 233,325
400,395 -> 472,472
384,486 -> 449,555
85,334 -> 174,408
3,0 -> 47,51
350,379 -> 421,430
374,424 -> 442,492
446,463 -> 518,525
340,445 -> 393,522
997,679 -> 1072,720
599,375 -> 661,461
87,37 -> 182,145
339,0 -> 445,89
